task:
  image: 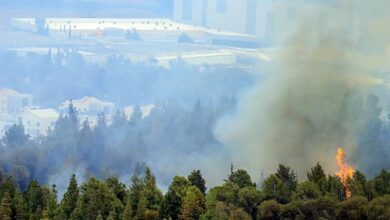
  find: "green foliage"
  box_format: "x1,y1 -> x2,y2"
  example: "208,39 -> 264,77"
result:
227,168 -> 254,188
162,176 -> 189,219
13,190 -> 28,220
366,195 -> 390,220
279,201 -> 304,220
335,196 -> 368,219
276,164 -> 298,194
107,209 -> 117,220
179,186 -> 205,220
59,174 -> 79,219
0,176 -> 15,200
42,185 -> 58,219
142,167 -> 163,212
0,164 -> 387,220
324,175 -> 346,200
0,191 -> 12,220
123,199 -> 133,220
200,201 -> 229,220
136,194 -> 147,220
293,181 -> 322,200
262,174 -> 290,203
307,162 -> 326,184
212,182 -> 239,205
365,180 -> 377,201
201,188 -> 230,220
106,177 -> 127,204
76,177 -> 117,220
26,180 -> 44,217
374,170 -> 390,195
96,211 -> 103,220
188,170 -> 206,194
297,197 -> 337,219
144,209 -> 159,220
229,208 -> 251,220
129,172 -> 144,219
257,200 -> 280,220
237,186 -> 262,219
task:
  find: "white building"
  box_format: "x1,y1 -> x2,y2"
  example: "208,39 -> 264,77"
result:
154,50 -> 237,69
0,88 -> 33,116
20,108 -> 59,137
11,18 -> 257,48
173,0 -> 332,46
60,96 -> 115,116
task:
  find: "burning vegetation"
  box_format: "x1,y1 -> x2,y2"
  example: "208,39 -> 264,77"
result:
335,148 -> 355,198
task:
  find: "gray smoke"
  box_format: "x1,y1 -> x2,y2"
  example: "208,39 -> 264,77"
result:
215,0 -> 390,178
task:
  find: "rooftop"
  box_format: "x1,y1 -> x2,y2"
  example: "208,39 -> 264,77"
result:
0,88 -> 32,98
29,109 -> 59,119
12,18 -> 254,38
61,96 -> 115,109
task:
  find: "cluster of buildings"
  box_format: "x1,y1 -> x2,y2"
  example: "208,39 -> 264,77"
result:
173,0 -> 334,46
9,17 -> 267,69
0,88 -> 154,139
6,1 -> 335,70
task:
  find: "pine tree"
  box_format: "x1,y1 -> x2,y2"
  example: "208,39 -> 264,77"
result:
60,174 -> 79,219
27,180 -> 44,216
0,192 -> 12,220
46,184 -> 58,219
67,102 -> 79,131
123,199 -> 133,220
307,163 -> 326,184
69,196 -> 84,220
188,170 -> 207,194
76,177 -> 116,220
106,177 -> 127,204
0,176 -> 15,199
136,194 -> 147,220
228,169 -> 254,188
2,122 -> 29,148
142,167 -> 163,211
13,190 -> 28,220
276,164 -> 298,194
162,176 -> 189,219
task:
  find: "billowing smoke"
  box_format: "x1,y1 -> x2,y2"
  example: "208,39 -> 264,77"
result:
215,0 -> 390,178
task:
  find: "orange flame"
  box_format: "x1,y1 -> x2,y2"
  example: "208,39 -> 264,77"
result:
335,148 -> 355,198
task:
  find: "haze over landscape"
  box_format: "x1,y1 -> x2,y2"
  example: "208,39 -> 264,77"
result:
0,1 -> 389,220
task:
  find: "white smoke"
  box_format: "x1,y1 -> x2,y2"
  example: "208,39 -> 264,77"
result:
215,0 -> 390,178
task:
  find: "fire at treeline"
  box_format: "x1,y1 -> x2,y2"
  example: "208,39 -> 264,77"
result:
0,104 -> 388,220
0,161 -> 388,220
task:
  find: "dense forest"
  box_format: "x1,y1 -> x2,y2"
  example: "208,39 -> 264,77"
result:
0,99 -> 235,191
0,162 -> 389,220
0,102 -> 389,219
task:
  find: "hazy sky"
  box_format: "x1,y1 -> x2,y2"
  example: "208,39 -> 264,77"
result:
0,0 -> 173,18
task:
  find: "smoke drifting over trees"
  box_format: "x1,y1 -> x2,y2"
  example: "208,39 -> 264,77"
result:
0,0 -> 389,203
215,0 -> 390,178
0,98 -> 238,195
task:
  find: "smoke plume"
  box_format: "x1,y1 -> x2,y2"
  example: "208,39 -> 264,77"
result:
215,0 -> 390,178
